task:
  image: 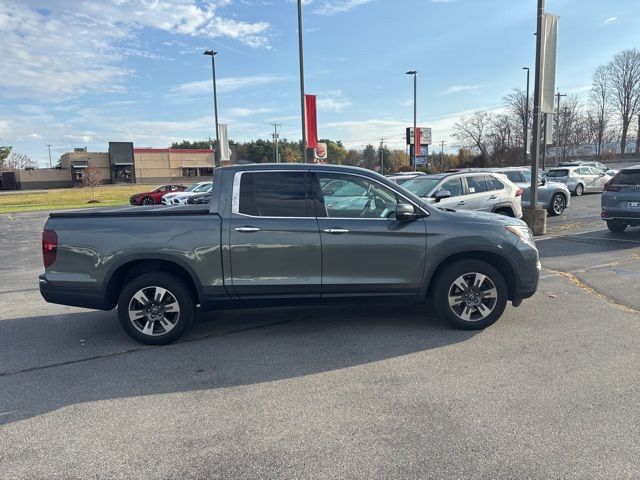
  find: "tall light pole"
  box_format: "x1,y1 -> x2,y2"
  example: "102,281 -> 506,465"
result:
379,138 -> 385,174
440,141 -> 445,172
46,144 -> 53,167
203,50 -> 220,167
271,123 -> 281,163
522,67 -> 530,166
297,0 -> 307,161
555,92 -> 566,166
406,70 -> 417,171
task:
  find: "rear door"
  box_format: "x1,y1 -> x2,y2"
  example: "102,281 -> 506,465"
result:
228,170 -> 321,303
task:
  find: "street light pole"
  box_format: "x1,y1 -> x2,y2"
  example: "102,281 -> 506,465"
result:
440,140 -> 445,172
555,92 -> 566,166
522,67 -> 530,166
379,138 -> 385,175
46,144 -> 52,167
297,0 -> 307,161
203,50 -> 220,167
406,71 -> 417,171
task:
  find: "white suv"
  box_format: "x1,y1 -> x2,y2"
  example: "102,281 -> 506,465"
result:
401,171 -> 523,218
545,166 -> 613,196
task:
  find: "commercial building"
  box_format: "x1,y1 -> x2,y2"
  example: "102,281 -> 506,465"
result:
2,142 -> 220,190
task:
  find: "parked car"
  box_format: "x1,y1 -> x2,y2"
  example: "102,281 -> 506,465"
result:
558,161 -> 618,176
186,191 -> 211,205
39,164 -> 539,345
486,167 -> 571,216
601,164 -> 640,233
170,182 -> 213,205
129,184 -> 186,205
386,172 -> 427,185
161,181 -> 211,205
545,166 -> 613,196
400,171 -> 523,218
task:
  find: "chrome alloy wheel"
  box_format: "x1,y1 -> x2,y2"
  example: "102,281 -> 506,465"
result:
552,194 -> 565,215
447,272 -> 498,322
128,286 -> 180,336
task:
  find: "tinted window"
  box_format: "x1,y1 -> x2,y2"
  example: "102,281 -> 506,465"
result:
487,177 -> 505,190
611,170 -> 640,186
466,175 -> 489,194
503,171 -> 523,183
546,169 -> 569,178
318,173 -> 399,219
437,177 -> 463,197
239,172 -> 308,217
588,167 -> 603,175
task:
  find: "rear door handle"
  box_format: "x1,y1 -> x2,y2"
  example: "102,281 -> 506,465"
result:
235,227 -> 261,233
489,195 -> 498,199
457,201 -> 466,205
323,228 -> 349,234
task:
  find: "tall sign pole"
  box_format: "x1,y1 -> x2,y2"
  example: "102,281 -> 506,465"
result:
297,0 -> 307,161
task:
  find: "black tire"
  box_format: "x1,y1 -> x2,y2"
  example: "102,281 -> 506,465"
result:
433,260 -> 508,330
547,193 -> 566,216
607,221 -> 627,234
141,197 -> 154,206
573,184 -> 584,196
117,272 -> 194,345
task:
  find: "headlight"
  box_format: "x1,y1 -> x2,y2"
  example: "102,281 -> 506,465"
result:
506,225 -> 536,249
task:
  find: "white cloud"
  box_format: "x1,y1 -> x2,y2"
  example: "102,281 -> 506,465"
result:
169,74 -> 290,98
316,90 -> 352,112
603,17 -> 617,25
0,0 -> 272,97
314,0 -> 374,16
441,85 -> 481,95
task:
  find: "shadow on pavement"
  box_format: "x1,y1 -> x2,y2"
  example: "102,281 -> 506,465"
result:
0,303 -> 477,425
537,227 -> 640,260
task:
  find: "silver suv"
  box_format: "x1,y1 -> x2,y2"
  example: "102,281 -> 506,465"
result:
601,164 -> 640,233
545,166 -> 613,196
401,172 -> 523,218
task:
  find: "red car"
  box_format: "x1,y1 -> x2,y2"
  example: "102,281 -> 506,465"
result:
129,184 -> 186,205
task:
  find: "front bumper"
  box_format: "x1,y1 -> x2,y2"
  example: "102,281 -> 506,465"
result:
39,275 -> 111,310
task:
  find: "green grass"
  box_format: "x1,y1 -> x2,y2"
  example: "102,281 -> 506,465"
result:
0,185 -> 153,214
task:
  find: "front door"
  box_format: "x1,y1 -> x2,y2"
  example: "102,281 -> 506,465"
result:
432,176 -> 468,210
228,170 -> 321,303
313,171 -> 427,300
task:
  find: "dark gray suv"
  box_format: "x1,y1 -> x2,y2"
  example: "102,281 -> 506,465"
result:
601,164 -> 640,233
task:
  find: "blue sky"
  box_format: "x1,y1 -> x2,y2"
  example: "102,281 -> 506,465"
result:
0,0 -> 639,165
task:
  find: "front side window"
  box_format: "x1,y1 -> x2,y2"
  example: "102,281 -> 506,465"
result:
238,172 -> 308,217
317,173 -> 399,219
437,177 -> 463,197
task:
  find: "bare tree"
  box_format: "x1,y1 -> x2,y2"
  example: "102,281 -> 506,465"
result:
504,89 -> 531,150
605,49 -> 640,155
3,152 -> 37,170
488,113 -> 517,166
556,95 -> 586,162
453,111 -> 491,166
590,65 -> 611,158
83,166 -> 102,202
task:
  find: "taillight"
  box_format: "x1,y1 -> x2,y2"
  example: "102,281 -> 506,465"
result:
42,229 -> 58,268
604,182 -> 621,192
516,188 -> 523,197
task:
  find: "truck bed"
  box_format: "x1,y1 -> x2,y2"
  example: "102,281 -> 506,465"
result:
49,204 -> 210,218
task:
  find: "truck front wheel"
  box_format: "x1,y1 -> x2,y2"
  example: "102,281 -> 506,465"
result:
117,272 -> 195,345
433,260 -> 508,330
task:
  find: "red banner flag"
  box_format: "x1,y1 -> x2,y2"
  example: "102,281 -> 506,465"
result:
305,94 -> 319,149
415,127 -> 421,148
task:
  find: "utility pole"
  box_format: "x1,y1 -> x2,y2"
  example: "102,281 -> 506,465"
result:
296,0 -> 307,161
271,123 -> 281,163
406,71 -> 417,171
555,92 -> 566,166
440,141 -> 445,172
203,50 -> 220,167
46,144 -> 53,167
379,138 -> 385,175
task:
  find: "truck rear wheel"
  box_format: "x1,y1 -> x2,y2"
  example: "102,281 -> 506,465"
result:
117,272 -> 194,345
433,260 -> 508,330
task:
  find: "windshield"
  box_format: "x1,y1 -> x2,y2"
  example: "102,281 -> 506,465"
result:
546,169 -> 569,178
401,177 -> 442,197
193,183 -> 212,192
184,183 -> 202,192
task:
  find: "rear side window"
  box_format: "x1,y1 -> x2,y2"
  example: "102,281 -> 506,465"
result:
238,172 -> 309,217
611,170 -> 640,186
503,171 -> 523,183
546,169 -> 569,178
487,176 -> 505,190
466,175 -> 489,194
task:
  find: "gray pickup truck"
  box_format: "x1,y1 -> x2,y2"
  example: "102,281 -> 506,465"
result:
40,164 -> 540,345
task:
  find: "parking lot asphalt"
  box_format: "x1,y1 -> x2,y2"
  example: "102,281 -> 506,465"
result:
1,198 -> 640,479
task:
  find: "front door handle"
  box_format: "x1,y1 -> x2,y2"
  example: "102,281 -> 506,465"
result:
489,195 -> 498,199
323,228 -> 349,234
457,201 -> 466,205
235,227 -> 261,233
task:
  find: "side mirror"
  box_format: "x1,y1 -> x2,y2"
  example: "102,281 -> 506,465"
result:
434,190 -> 451,202
539,178 -> 546,186
396,203 -> 416,221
